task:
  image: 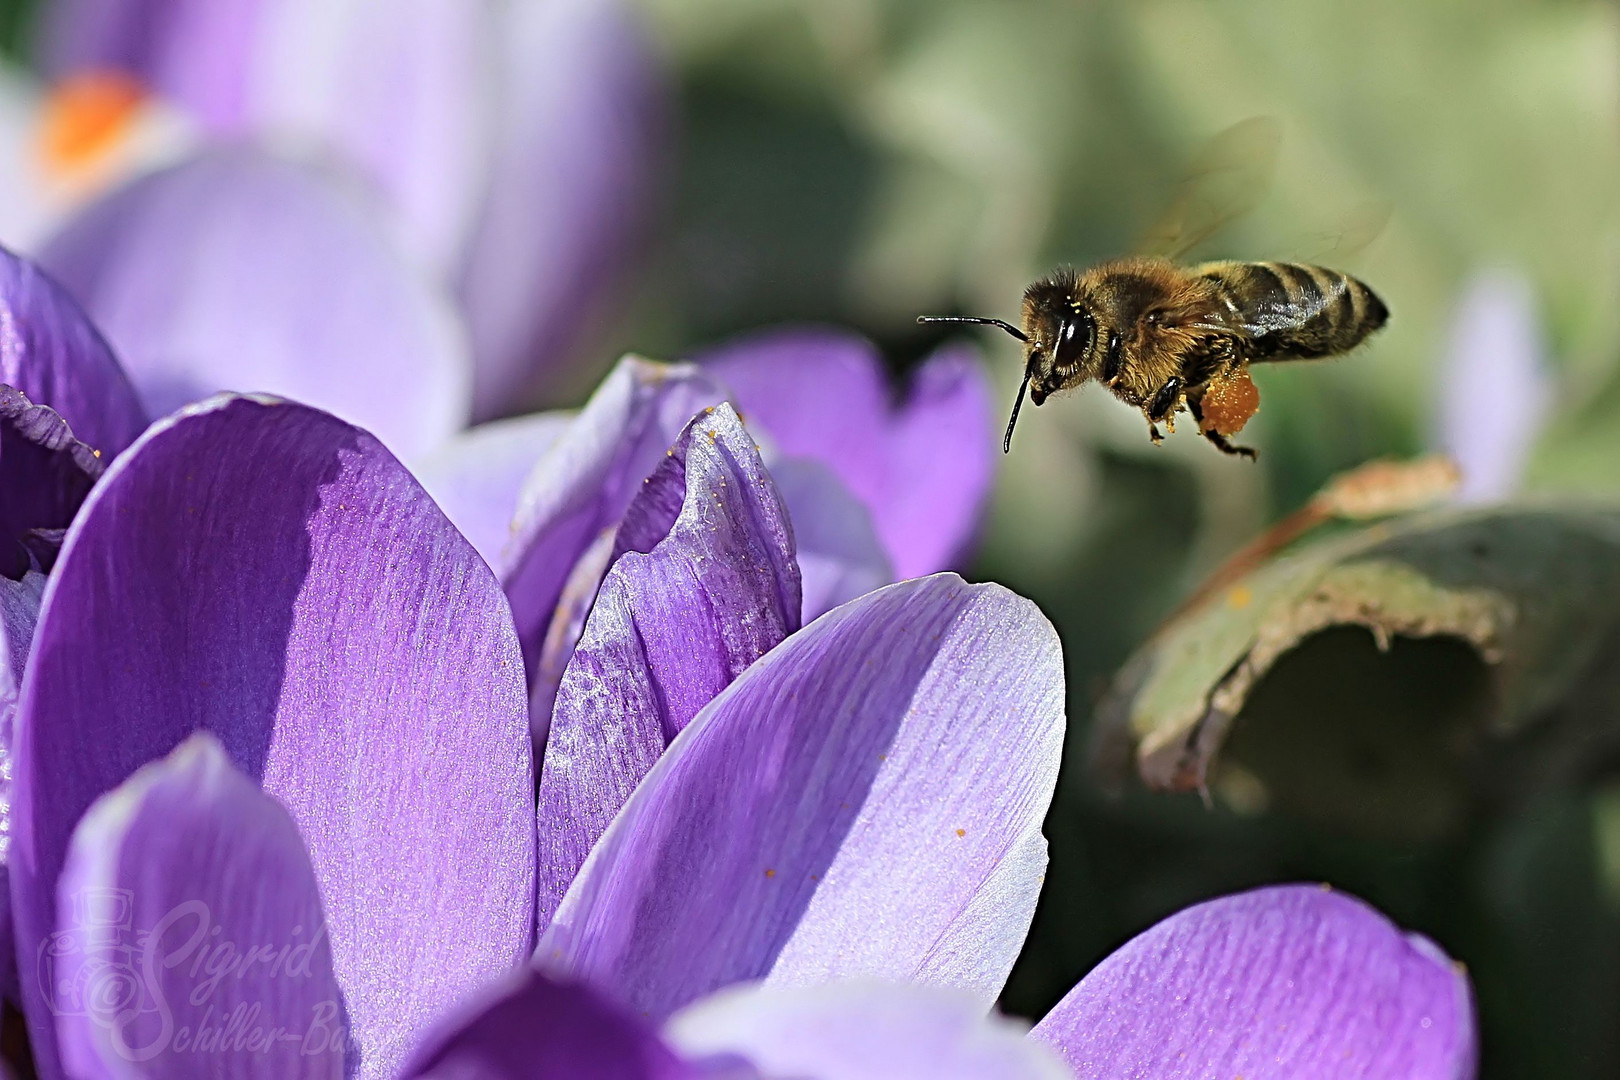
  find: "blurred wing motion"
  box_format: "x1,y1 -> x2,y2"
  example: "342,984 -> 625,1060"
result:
1140,116 -> 1283,260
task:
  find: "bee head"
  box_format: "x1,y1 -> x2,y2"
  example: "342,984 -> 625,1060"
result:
917,269 -> 1106,452
1019,274 -> 1102,408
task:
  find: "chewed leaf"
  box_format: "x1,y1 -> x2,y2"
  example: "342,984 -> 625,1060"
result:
1094,504 -> 1620,804
1173,455 -> 1460,618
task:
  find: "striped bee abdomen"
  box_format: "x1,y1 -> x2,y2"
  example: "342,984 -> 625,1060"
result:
1197,261 -> 1388,362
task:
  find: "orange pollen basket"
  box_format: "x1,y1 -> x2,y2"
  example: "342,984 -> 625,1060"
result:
1198,367 -> 1260,437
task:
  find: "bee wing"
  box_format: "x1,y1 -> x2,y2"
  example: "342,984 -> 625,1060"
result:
1140,116 -> 1283,261
1296,199 -> 1393,263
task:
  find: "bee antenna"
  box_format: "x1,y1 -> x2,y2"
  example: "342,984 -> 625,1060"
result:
917,315 -> 1029,343
1003,370 -> 1031,454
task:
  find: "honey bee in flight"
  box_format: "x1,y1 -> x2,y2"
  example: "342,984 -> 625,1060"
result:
920,120 -> 1389,458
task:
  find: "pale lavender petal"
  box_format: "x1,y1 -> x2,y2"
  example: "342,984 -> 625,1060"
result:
0,248 -> 147,457
11,395 -> 533,1079
0,71 -> 56,253
39,0 -> 490,271
667,982 -> 1070,1080
36,1 -> 263,131
697,330 -> 995,579
38,149 -> 471,460
767,458 -> 891,623
1030,884 -> 1477,1080
54,733 -> 346,1079
537,574 -> 1064,1020
1435,269 -> 1550,502
502,357 -> 725,681
242,0 -> 492,272
535,404 -> 800,931
0,387 -> 104,577
413,410 -> 573,570
884,346 -> 996,574
403,967 -> 703,1080
40,0 -> 664,412
456,0 -> 663,416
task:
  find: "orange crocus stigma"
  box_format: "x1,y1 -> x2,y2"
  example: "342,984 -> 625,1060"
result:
38,70 -> 148,178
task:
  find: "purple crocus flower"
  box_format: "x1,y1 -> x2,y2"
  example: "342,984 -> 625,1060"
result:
0,356 -> 1049,1078
35,0 -> 663,415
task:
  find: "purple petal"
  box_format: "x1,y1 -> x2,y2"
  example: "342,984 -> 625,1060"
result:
667,982 -> 1070,1080
1435,269 -> 1550,502
537,574 -> 1064,1020
403,967 -> 702,1080
527,526 -> 617,751
1030,884 -> 1477,1080
697,330 -> 995,579
456,0 -> 664,416
54,733 -> 347,1079
37,148 -> 471,460
11,395 -> 533,1079
767,458 -> 892,623
0,570 -> 45,1002
0,387 -> 105,577
502,357 -> 725,685
535,404 -> 801,931
0,248 -> 147,457
413,410 -> 573,570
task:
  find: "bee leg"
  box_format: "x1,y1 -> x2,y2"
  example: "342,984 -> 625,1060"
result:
1147,421 -> 1164,445
1201,427 -> 1259,460
1148,377 -> 1183,424
1187,393 -> 1258,459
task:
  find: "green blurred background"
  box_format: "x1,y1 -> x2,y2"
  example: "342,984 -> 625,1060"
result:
10,0 -> 1620,1074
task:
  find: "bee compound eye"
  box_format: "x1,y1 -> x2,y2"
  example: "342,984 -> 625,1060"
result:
1054,309 -> 1094,370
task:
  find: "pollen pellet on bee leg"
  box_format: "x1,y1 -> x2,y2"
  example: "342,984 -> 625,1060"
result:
1199,367 -> 1260,436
